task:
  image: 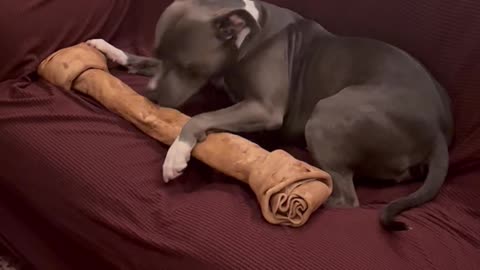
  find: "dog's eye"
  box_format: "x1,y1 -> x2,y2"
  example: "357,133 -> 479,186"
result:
183,63 -> 203,77
179,64 -> 198,77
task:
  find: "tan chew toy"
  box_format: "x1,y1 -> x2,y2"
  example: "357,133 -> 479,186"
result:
37,43 -> 333,227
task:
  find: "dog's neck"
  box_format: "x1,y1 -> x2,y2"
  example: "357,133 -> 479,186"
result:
235,0 -> 261,48
243,0 -> 260,20
236,1 -> 302,60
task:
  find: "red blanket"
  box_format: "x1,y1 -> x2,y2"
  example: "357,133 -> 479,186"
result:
1,0 -> 479,269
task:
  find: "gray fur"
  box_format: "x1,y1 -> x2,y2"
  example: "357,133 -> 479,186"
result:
93,0 -> 453,231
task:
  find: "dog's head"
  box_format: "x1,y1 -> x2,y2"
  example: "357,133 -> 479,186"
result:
147,0 -> 260,107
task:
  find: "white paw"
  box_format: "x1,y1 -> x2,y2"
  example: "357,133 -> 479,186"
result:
162,138 -> 194,183
86,38 -> 128,65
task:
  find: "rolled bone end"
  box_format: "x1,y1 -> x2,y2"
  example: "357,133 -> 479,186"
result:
249,150 -> 333,227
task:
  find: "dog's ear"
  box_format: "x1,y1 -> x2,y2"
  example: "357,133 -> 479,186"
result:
213,9 -> 259,42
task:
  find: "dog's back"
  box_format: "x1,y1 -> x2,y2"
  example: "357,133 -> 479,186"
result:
238,15 -> 453,230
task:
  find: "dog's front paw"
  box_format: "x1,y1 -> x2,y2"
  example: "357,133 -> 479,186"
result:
162,138 -> 193,183
85,38 -> 128,65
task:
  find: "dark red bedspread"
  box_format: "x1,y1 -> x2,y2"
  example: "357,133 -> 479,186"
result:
1,0 -> 479,269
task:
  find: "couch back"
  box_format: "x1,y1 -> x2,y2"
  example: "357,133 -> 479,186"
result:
1,0 -> 479,171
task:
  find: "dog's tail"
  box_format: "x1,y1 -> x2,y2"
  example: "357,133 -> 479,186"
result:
380,136 -> 449,231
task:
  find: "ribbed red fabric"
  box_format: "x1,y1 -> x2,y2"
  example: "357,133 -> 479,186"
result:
1,0 -> 479,269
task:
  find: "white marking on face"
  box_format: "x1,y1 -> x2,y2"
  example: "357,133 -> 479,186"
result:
86,39 -> 128,65
162,137 -> 194,183
147,73 -> 161,91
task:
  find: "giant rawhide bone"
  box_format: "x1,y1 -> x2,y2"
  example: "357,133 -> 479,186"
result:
37,43 -> 333,227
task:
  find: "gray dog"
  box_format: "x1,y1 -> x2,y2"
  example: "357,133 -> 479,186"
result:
87,0 -> 453,231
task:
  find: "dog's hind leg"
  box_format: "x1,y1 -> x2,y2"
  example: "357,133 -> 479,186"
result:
305,119 -> 359,208
324,169 -> 358,208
